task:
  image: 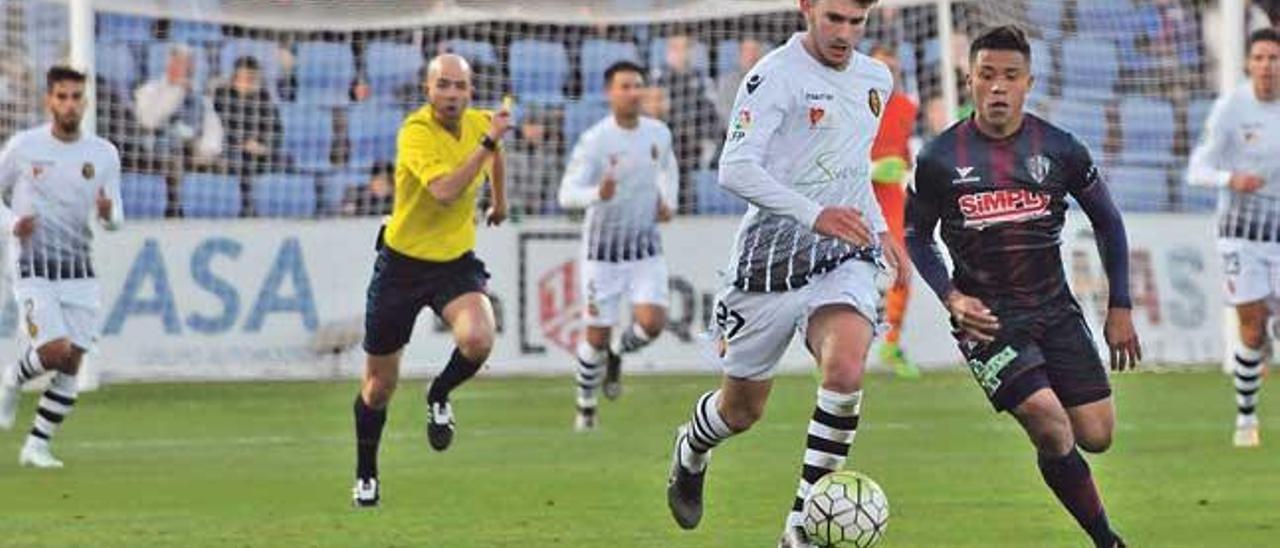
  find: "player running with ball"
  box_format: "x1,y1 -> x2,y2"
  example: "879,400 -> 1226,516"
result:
906,26 -> 1139,548
662,2 -> 911,546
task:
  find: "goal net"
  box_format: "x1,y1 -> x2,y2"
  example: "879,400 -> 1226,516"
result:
0,0 -> 1235,219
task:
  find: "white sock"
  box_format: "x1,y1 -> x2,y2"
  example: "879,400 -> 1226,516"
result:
680,390 -> 733,472
788,388 -> 863,528
575,340 -> 606,409
1235,346 -> 1264,427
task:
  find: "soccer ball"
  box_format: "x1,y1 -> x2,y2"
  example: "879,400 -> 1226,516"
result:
802,470 -> 889,548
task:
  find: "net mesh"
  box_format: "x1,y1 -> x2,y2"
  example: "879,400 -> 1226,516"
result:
0,0 -> 1245,219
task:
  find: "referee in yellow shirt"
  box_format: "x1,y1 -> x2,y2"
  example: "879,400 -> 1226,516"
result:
352,54 -> 511,507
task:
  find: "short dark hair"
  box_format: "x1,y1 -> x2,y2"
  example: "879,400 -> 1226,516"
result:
604,60 -> 645,87
45,65 -> 86,92
233,55 -> 261,72
968,25 -> 1031,64
1249,28 -> 1280,51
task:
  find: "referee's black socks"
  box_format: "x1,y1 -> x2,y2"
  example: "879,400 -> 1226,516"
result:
353,394 -> 386,480
427,348 -> 483,404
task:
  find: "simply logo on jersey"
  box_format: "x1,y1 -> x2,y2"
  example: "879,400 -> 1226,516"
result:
957,189 -> 1052,229
1026,155 -> 1052,184
797,150 -> 868,187
953,166 -> 981,184
728,108 -> 752,142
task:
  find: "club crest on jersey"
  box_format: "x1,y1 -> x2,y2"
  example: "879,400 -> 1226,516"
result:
1026,154 -> 1052,184
31,161 -> 53,180
808,107 -> 825,128
868,88 -> 883,117
958,189 -> 1051,229
82,162 -> 94,180
746,74 -> 763,94
729,109 -> 752,142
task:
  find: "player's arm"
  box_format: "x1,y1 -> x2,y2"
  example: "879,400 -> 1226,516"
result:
557,130 -> 607,208
1069,145 -> 1141,369
0,138 -> 28,238
98,147 -> 124,230
486,146 -> 507,226
1187,97 -> 1262,192
905,154 -> 999,341
718,72 -> 871,245
656,129 -> 679,221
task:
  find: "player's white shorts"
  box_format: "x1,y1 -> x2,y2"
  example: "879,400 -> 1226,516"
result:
707,258 -> 884,381
1218,238 -> 1280,305
581,255 -> 669,327
12,278 -> 101,350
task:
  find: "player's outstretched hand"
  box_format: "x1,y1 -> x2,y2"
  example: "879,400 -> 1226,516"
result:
12,215 -> 35,240
656,199 -> 673,223
1228,172 -> 1264,193
1104,307 -> 1142,371
599,156 -> 619,201
97,187 -> 114,221
814,206 -> 872,247
945,290 -> 1000,342
882,236 -> 912,287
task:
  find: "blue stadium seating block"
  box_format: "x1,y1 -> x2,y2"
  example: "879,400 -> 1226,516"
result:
121,172 -> 167,219
252,173 -> 317,218
181,173 -> 241,218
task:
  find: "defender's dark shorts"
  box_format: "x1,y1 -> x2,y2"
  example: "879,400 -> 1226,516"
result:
953,294 -> 1110,412
362,245 -> 490,356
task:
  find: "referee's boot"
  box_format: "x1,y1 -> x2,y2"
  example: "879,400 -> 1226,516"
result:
427,401 -> 455,451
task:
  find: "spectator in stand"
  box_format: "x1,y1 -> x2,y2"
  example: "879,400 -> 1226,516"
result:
134,44 -> 204,165
1135,0 -> 1203,96
214,55 -> 283,175
341,161 -> 394,216
714,37 -> 765,122
505,108 -> 563,215
655,33 -> 720,213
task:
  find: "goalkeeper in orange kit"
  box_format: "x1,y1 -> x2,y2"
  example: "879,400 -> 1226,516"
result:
869,43 -> 921,378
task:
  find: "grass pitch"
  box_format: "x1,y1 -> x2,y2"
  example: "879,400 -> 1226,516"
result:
0,371 -> 1275,547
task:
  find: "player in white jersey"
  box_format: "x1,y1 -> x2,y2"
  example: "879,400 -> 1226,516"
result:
0,66 -> 123,468
559,61 -> 678,431
1187,28 -> 1280,448
662,2 -> 910,545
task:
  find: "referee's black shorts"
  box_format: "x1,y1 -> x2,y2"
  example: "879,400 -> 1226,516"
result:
362,244 -> 490,356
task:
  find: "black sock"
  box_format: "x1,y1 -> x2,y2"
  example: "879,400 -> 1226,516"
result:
1038,448 -> 1117,548
427,348 -> 482,404
354,394 -> 387,480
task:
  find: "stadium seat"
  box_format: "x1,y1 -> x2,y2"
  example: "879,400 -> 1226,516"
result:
24,1 -> 67,50
1106,166 -> 1170,212
717,40 -> 739,77
563,99 -> 609,148
97,12 -> 152,43
1181,185 -> 1218,213
252,173 -> 317,218
295,41 -> 355,105
1118,96 -> 1176,166
321,169 -> 368,214
280,104 -> 334,171
583,40 -> 641,97
145,42 -> 209,92
1026,1 -> 1065,40
440,39 -> 498,66
647,38 -> 709,76
1027,39 -> 1054,102
694,170 -> 747,215
220,38 -> 282,86
168,19 -> 224,44
120,172 -> 167,219
1060,38 -> 1119,100
1186,97 -> 1215,146
1052,100 -> 1109,159
509,40 -> 569,104
180,173 -> 241,218
1074,1 -> 1131,37
347,102 -> 404,169
95,42 -> 139,93
366,41 -> 422,100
